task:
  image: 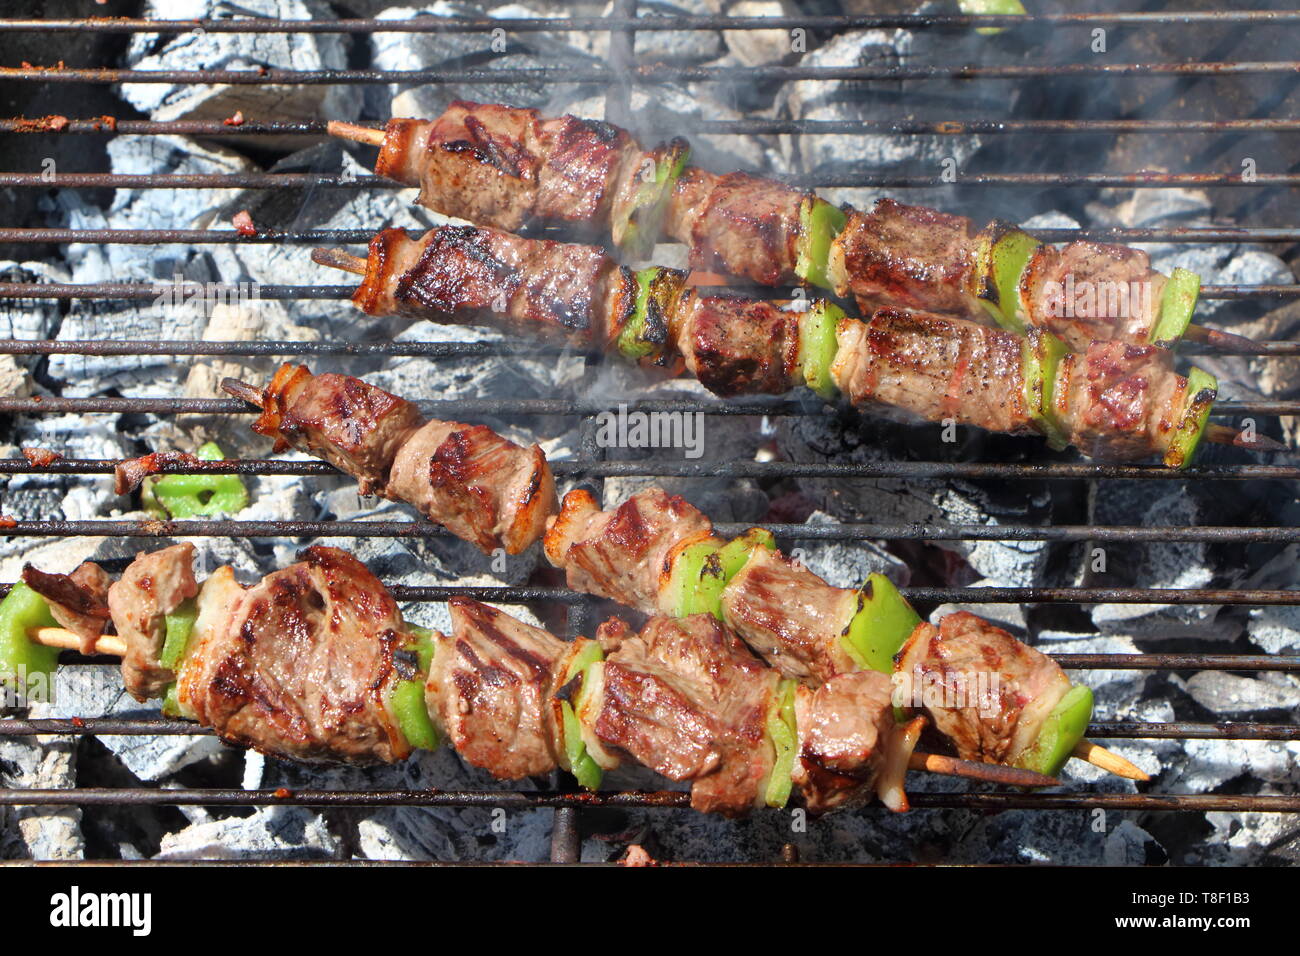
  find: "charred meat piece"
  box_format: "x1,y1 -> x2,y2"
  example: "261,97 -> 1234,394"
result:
107,543 -> 199,701
1056,341 -> 1186,461
832,199 -> 981,317
719,546 -> 858,686
793,671 -> 917,814
177,547 -> 410,764
592,614 -> 779,816
357,226 -> 617,343
669,171 -> 807,286
535,113 -> 641,226
543,487 -> 713,613
426,597 -> 568,779
387,420 -> 556,555
674,291 -> 801,396
251,363 -> 423,496
831,309 -> 1035,436
20,562 -> 112,654
895,612 -> 1071,766
1019,241 -> 1166,352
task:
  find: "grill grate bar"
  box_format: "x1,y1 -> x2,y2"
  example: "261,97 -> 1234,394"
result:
3,517 -> 1300,546
9,226 -> 1300,244
0,396 -> 1286,417
0,788 -> 1295,813
8,171 -> 1300,190
2,280 -> 1289,301
8,61 -> 1300,87
0,581 -> 1293,607
6,11 -> 1300,33
2,718 -> 1292,738
4,338 -> 1300,357
3,458 -> 1296,483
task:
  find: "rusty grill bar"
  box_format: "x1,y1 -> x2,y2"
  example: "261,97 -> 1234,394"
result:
1,6 -> 1298,866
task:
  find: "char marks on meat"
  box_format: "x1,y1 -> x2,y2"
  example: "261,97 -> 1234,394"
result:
107,543 -> 199,701
427,598 -> 567,778
536,114 -> 640,226
593,614 -> 779,816
720,546 -> 858,686
680,172 -> 806,286
792,670 -> 900,814
21,562 -> 112,653
896,612 -> 1071,765
675,292 -> 800,396
179,547 -> 410,764
543,487 -> 713,612
1058,341 -> 1185,461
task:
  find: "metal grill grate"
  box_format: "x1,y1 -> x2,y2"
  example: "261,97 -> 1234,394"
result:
1,6 -> 1299,865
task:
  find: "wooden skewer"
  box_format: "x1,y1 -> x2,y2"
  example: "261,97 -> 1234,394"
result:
31,625 -> 127,659
909,751 -> 1058,788
326,120 -> 385,147
1181,323 -> 1269,355
22,625 -> 1059,788
1072,738 -> 1149,781
1204,424 -> 1288,452
220,377 -> 265,408
311,246 -> 367,276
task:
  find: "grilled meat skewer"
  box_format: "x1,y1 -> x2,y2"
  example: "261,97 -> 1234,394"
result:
315,226 -> 1238,467
118,363 -> 557,555
3,549 -> 1057,815
329,105 -> 1255,353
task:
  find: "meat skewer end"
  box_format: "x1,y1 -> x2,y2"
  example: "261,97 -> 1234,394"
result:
1072,739 -> 1150,781
326,120 -> 385,148
312,246 -> 368,276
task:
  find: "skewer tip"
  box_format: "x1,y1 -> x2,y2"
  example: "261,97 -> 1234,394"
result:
312,246 -> 368,276
910,751 -> 1060,788
326,120 -> 386,147
221,377 -> 266,408
1072,739 -> 1150,781
1204,424 -> 1289,453
1183,324 -> 1270,355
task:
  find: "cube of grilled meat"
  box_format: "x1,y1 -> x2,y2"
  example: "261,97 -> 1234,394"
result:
1054,341 -> 1188,461
832,199 -> 983,318
244,363 -> 555,554
250,363 -> 423,496
719,546 -> 859,686
107,543 -> 199,701
831,309 -> 1035,437
895,611 -> 1071,766
543,487 -> 713,613
674,291 -> 802,396
592,614 -> 780,816
20,562 -> 112,654
425,597 -> 568,779
177,547 -> 412,764
665,169 -> 808,286
1019,242 -> 1167,352
376,102 -> 638,232
793,672 -> 922,815
355,226 -> 620,344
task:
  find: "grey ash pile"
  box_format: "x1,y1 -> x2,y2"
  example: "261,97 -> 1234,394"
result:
0,0 -> 1297,864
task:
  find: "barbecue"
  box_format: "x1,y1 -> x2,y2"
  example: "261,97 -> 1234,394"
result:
1,545 -> 1057,817
1,6 -> 1298,867
329,103 -> 1257,353
312,225 -> 1277,467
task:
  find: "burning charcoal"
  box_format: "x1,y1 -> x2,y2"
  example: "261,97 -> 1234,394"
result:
722,1 -> 799,68
156,807 -> 341,860
119,0 -> 361,146
787,510 -> 910,589
1248,604 -> 1300,655
0,261 -> 63,372
0,730 -> 82,860
570,0 -> 724,64
1180,672 -> 1300,716
1199,809 -> 1300,865
1170,738 -> 1298,795
1104,820 -> 1169,866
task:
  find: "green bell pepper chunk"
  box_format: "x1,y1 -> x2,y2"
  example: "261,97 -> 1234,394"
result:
680,529 -> 778,622
1148,267 -> 1201,348
145,441 -> 249,519
0,583 -> 60,701
1021,328 -> 1072,451
158,598 -> 198,671
798,301 -> 843,401
764,678 -> 798,808
958,0 -> 1028,35
616,267 -> 684,363
614,139 -> 690,260
388,624 -> 439,752
559,639 -> 605,790
974,224 -> 1040,333
795,198 -> 848,290
1162,366 -> 1217,469
1013,684 -> 1093,777
663,538 -> 723,618
839,573 -> 922,675
715,528 -> 776,582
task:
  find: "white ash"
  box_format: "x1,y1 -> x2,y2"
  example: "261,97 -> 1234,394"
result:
0,260 -> 63,371
1179,671 -> 1300,716
0,728 -> 82,860
157,806 -> 341,861
788,510 -> 911,588
119,0 -> 360,140
722,1 -> 800,68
